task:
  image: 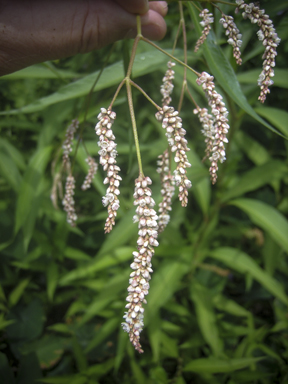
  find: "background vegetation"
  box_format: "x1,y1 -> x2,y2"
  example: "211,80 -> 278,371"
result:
0,1 -> 288,383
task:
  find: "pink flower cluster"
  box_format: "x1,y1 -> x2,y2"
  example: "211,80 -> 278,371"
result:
236,0 -> 281,102
160,61 -> 175,106
156,106 -> 192,207
157,150 -> 175,233
195,9 -> 214,52
219,15 -> 243,65
62,175 -> 77,226
95,108 -> 122,233
196,72 -> 229,184
122,176 -> 159,353
81,157 -> 98,191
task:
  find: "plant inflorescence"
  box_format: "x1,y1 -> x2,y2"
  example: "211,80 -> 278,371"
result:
53,1 -> 281,353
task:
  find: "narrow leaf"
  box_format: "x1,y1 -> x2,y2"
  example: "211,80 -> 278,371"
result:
9,278 -> 30,307
254,107 -> 288,137
209,247 -> 288,305
59,247 -> 133,285
1,49 -> 181,115
230,198 -> 288,253
221,160 -> 287,202
145,260 -> 188,322
0,64 -> 81,80
190,282 -> 223,356
183,357 -> 263,373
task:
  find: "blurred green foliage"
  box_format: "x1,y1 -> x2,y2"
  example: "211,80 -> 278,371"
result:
0,1 -> 288,383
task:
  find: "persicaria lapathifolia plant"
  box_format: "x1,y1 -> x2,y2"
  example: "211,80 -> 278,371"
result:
53,1 -> 281,353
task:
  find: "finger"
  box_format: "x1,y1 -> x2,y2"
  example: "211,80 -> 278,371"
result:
148,1 -> 168,17
125,9 -> 167,41
114,0 -> 149,15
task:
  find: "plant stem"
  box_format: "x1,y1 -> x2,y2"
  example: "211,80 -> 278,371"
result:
141,37 -> 201,77
126,79 -> 143,176
130,80 -> 160,110
109,78 -> 125,109
125,15 -> 144,176
178,2 -> 187,112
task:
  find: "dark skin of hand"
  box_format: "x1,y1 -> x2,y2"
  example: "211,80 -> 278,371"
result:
0,0 -> 168,75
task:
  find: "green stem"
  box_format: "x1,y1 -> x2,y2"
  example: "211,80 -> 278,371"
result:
109,78 -> 125,109
126,79 -> 143,176
141,37 -> 201,77
130,80 -> 160,110
178,3 -> 187,112
126,16 -> 142,78
186,86 -> 199,109
125,15 -> 144,176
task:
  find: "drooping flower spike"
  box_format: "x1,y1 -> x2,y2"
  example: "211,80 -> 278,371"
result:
219,14 -> 243,65
235,0 -> 281,102
62,174 -> 77,227
156,106 -> 192,207
81,157 -> 98,191
62,119 -> 79,171
157,150 -> 175,233
95,108 -> 122,233
160,61 -> 176,107
121,175 -> 159,353
196,72 -> 230,184
194,9 -> 214,52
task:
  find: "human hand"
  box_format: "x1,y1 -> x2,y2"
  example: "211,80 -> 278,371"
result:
0,0 -> 168,75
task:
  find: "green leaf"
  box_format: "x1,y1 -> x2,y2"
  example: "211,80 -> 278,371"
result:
149,366 -> 168,384
8,278 -> 30,307
190,282 -> 223,356
0,352 -> 15,384
187,4 -> 284,137
114,328 -> 128,374
7,299 -> 45,341
21,334 -> 67,370
47,323 -> 73,335
1,49 -> 181,115
17,353 -> 42,384
212,295 -> 251,318
128,345 -> 147,384
79,273 -> 128,325
15,146 -> 52,235
254,107 -> 288,137
145,260 -> 188,322
59,247 -> 133,285
0,64 -> 81,80
0,138 -> 26,170
39,376 -> 86,384
148,311 -> 162,363
0,152 -> 22,191
183,357 -> 263,373
85,359 -> 114,378
221,160 -> 287,202
47,263 -> 59,302
160,332 -> 179,358
72,335 -> 88,372
64,247 -> 91,261
235,131 -> 270,166
209,247 -> 288,305
0,314 -> 15,331
188,149 -> 211,215
229,198 -> 288,253
85,318 -> 119,353
98,210 -> 137,255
